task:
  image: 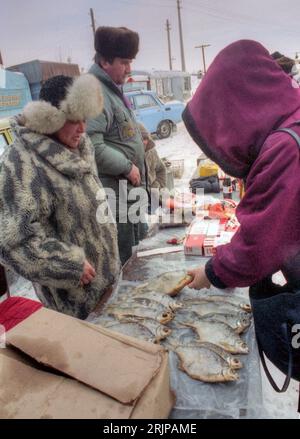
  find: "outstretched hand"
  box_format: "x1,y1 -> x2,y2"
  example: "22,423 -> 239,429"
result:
187,266 -> 211,290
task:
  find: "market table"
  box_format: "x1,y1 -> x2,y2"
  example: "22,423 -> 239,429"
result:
90,221 -> 266,419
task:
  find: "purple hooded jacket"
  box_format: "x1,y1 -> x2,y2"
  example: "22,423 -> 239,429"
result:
183,40 -> 300,288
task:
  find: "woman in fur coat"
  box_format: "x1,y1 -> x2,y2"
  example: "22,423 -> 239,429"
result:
0,75 -> 120,319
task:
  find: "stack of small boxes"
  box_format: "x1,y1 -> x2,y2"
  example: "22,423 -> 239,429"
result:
184,216 -> 239,257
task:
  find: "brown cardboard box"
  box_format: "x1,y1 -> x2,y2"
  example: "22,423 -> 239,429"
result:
0,307 -> 174,419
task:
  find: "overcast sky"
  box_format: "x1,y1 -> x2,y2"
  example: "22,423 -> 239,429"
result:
1,0 -> 300,73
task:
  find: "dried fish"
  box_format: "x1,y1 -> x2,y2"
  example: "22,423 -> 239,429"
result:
175,344 -> 239,382
104,321 -> 157,343
182,319 -> 249,354
132,270 -> 193,297
131,292 -> 183,311
164,329 -> 243,370
200,312 -> 251,334
114,316 -> 172,342
196,342 -> 243,370
112,296 -> 173,316
183,299 -> 245,316
106,304 -> 174,325
197,294 -> 252,313
105,320 -> 171,343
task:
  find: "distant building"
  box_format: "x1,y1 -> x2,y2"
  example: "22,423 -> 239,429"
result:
124,70 -> 192,102
8,60 -> 80,100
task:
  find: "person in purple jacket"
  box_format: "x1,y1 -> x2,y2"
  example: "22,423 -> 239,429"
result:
183,39 -> 300,292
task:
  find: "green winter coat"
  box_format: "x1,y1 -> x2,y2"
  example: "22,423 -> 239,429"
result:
87,64 -> 146,204
0,117 -> 120,319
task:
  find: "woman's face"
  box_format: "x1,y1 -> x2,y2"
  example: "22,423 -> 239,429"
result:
55,120 -> 86,149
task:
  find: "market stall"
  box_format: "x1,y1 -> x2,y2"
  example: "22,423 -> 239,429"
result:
89,220 -> 266,419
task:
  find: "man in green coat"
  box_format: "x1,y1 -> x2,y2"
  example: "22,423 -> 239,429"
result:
87,26 -> 148,265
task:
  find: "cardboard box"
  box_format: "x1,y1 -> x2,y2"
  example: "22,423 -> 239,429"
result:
0,304 -> 174,419
206,220 -> 220,237
184,233 -> 205,256
203,237 -> 215,256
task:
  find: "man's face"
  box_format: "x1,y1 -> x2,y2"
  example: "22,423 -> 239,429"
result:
101,57 -> 133,85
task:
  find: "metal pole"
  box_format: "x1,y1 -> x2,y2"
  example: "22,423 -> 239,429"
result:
90,8 -> 96,37
166,20 -> 173,70
177,0 -> 186,71
195,44 -> 210,74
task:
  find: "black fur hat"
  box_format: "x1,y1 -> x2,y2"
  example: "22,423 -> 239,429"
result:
40,75 -> 73,108
94,26 -> 139,61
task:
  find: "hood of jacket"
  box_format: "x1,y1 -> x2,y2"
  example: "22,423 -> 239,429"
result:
183,39 -> 300,178
10,116 -> 96,179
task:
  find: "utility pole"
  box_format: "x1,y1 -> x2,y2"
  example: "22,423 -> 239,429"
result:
0,50 -> 3,66
90,8 -> 96,37
166,20 -> 173,71
177,0 -> 186,72
195,44 -> 210,74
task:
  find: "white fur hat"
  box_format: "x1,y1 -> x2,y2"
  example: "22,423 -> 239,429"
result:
23,74 -> 103,134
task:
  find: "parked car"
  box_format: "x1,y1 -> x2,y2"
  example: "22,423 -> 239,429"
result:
125,90 -> 185,139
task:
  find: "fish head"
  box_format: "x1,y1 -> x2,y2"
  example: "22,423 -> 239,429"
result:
241,303 -> 252,313
236,340 -> 249,354
157,326 -> 172,339
171,300 -> 184,311
223,368 -> 239,381
229,357 -> 243,370
237,313 -> 251,331
160,311 -> 175,324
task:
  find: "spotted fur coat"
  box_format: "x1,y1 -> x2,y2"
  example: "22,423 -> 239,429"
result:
0,117 -> 120,319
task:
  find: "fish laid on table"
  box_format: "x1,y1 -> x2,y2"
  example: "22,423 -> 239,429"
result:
173,308 -> 250,335
110,297 -> 173,317
196,341 -> 243,370
173,344 -> 239,383
164,329 -> 243,370
106,305 -> 174,325
197,294 -> 252,313
182,299 -> 247,317
181,319 -> 249,354
200,312 -> 251,334
132,270 -> 193,297
104,320 -> 172,343
130,292 -> 183,311
181,290 -> 251,313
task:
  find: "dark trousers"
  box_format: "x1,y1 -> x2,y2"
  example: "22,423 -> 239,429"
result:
117,221 -> 148,266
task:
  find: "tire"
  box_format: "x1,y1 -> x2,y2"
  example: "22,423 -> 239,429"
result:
157,120 -> 172,139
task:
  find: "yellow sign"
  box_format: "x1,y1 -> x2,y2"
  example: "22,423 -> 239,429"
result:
0,95 -> 21,107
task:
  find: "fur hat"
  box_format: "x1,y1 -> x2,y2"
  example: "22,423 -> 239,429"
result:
23,74 -> 103,135
94,26 -> 139,61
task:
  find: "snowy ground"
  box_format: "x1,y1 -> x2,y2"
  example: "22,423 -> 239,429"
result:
2,121 -> 299,419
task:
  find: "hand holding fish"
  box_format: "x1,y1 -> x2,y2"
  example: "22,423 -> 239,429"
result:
187,266 -> 211,290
